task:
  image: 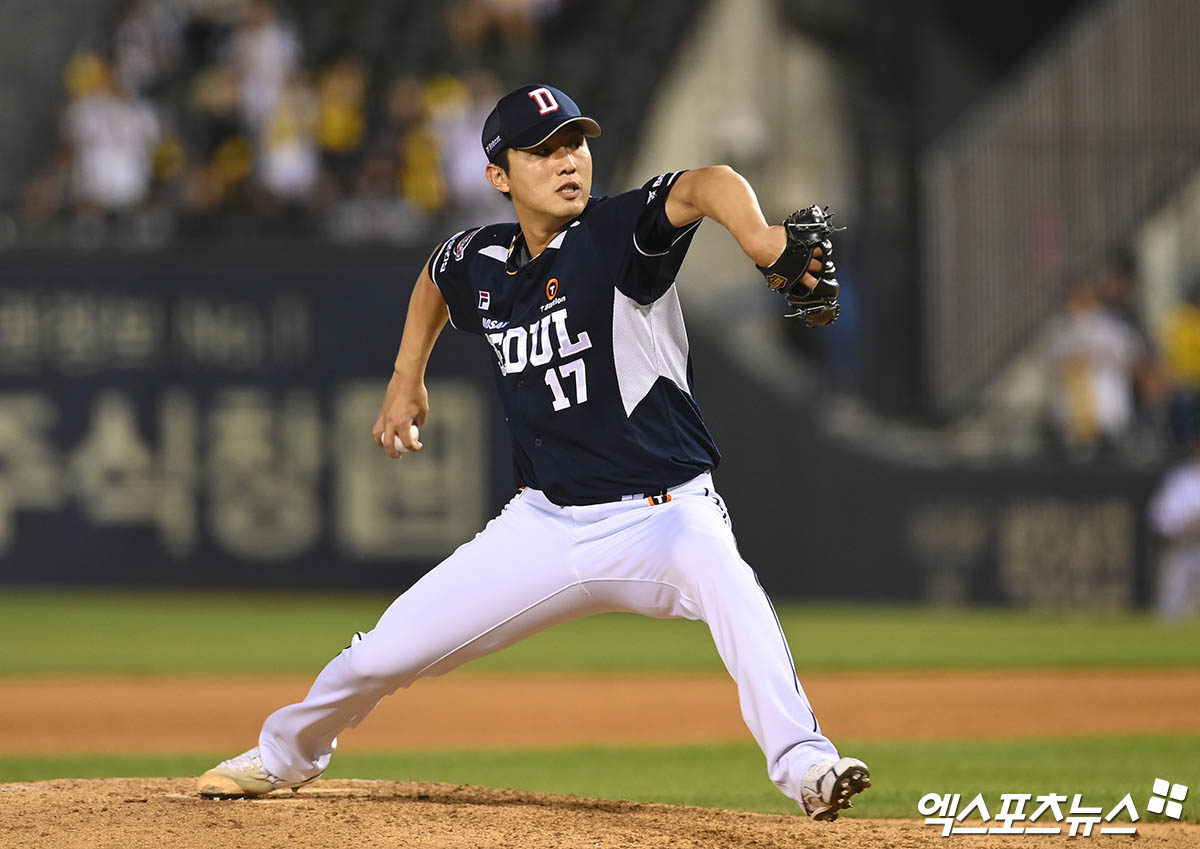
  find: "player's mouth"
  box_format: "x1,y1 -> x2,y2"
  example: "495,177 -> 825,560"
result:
556,181 -> 581,199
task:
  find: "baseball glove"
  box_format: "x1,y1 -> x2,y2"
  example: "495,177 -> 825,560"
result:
756,206 -> 842,326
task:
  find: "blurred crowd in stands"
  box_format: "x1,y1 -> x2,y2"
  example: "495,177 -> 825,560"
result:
19,0 -> 571,247
1044,252 -> 1200,462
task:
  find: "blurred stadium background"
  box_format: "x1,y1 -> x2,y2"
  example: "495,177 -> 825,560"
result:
2,0 -> 1200,617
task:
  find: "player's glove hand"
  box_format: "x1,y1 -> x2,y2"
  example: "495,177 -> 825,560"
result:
756,206 -> 842,326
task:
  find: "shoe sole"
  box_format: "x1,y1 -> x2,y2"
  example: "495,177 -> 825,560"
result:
197,772 -> 321,798
812,762 -> 871,822
197,775 -> 271,798
196,770 -> 281,798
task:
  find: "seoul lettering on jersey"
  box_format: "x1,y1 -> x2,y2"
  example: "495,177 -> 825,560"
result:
484,306 -> 592,379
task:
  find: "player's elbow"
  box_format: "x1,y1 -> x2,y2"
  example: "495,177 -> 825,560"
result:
670,165 -> 740,222
687,165 -> 751,204
696,164 -> 739,182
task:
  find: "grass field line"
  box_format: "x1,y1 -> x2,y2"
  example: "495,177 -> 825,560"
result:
3,592 -> 1200,675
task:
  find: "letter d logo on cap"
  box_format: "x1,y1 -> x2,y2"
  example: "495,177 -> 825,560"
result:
527,87 -> 560,115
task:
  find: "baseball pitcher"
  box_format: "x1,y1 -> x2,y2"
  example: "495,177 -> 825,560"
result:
197,84 -> 867,821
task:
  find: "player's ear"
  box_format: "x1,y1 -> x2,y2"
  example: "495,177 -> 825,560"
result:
485,162 -> 511,198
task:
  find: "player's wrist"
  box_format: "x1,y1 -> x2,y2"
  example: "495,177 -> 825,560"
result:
745,225 -> 786,268
392,359 -> 427,382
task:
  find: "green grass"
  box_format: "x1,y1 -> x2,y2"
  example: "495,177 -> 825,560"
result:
1,590 -> 1199,676
2,736 -> 1197,822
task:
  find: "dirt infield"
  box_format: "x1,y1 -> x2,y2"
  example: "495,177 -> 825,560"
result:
3,778 -> 1197,849
4,671 -> 1199,848
2,669 -> 1199,752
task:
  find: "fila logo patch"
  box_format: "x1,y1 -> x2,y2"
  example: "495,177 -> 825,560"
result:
527,87 -> 560,115
478,290 -> 491,309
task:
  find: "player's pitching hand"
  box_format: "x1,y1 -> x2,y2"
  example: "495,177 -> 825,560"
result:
373,374 -> 429,459
394,425 -> 422,455
375,422 -> 422,458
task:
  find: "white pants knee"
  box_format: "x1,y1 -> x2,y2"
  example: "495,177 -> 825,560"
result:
258,472 -> 838,805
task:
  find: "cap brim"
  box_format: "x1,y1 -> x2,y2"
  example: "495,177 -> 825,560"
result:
512,116 -> 602,150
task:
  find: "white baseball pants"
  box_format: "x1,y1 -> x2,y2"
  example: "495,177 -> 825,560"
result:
258,471 -> 839,806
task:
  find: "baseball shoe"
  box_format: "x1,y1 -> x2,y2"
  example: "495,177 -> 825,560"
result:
196,747 -> 321,797
800,756 -> 871,821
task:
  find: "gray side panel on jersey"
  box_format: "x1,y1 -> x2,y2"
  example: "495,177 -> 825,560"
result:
611,282 -> 691,417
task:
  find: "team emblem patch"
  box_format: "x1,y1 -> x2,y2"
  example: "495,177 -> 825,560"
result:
478,290 -> 491,309
546,278 -> 559,299
454,228 -> 480,261
765,273 -> 788,290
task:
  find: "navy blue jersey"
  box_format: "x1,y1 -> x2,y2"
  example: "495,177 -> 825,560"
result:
427,171 -> 721,505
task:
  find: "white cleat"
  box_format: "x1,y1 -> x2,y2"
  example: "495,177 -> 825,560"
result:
196,747 -> 321,797
800,756 -> 871,821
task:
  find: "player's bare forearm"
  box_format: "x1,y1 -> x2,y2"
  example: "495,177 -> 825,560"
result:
373,264 -> 449,458
665,166 -> 786,267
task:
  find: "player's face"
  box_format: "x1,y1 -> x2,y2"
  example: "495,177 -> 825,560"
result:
505,127 -> 592,222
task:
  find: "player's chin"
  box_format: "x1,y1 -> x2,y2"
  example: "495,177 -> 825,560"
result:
549,194 -> 588,217
549,194 -> 587,218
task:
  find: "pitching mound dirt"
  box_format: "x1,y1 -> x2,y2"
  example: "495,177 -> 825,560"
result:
3,778 -> 1197,849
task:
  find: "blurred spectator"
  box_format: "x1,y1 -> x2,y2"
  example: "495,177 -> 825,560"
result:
60,53 -> 162,215
398,120 -> 447,214
181,133 -> 254,216
1163,277 -> 1200,443
376,75 -> 427,151
1097,251 -> 1153,346
257,70 -> 320,205
392,77 -> 465,215
315,56 -> 369,197
434,69 -> 512,228
1045,280 -> 1161,458
229,0 -> 300,135
187,62 -> 241,156
1148,441 -> 1200,620
1096,251 -> 1168,434
112,0 -> 185,97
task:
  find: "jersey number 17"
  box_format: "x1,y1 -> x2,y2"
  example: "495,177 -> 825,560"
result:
544,360 -> 587,411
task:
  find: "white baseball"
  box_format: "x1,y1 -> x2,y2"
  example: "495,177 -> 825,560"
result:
393,424 -> 420,453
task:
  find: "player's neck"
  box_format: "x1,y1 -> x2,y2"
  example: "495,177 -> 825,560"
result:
513,209 -> 572,259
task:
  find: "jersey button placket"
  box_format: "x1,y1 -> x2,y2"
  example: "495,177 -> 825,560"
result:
534,437 -> 543,446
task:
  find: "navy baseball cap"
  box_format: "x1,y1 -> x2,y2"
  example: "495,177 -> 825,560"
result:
481,84 -> 601,164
